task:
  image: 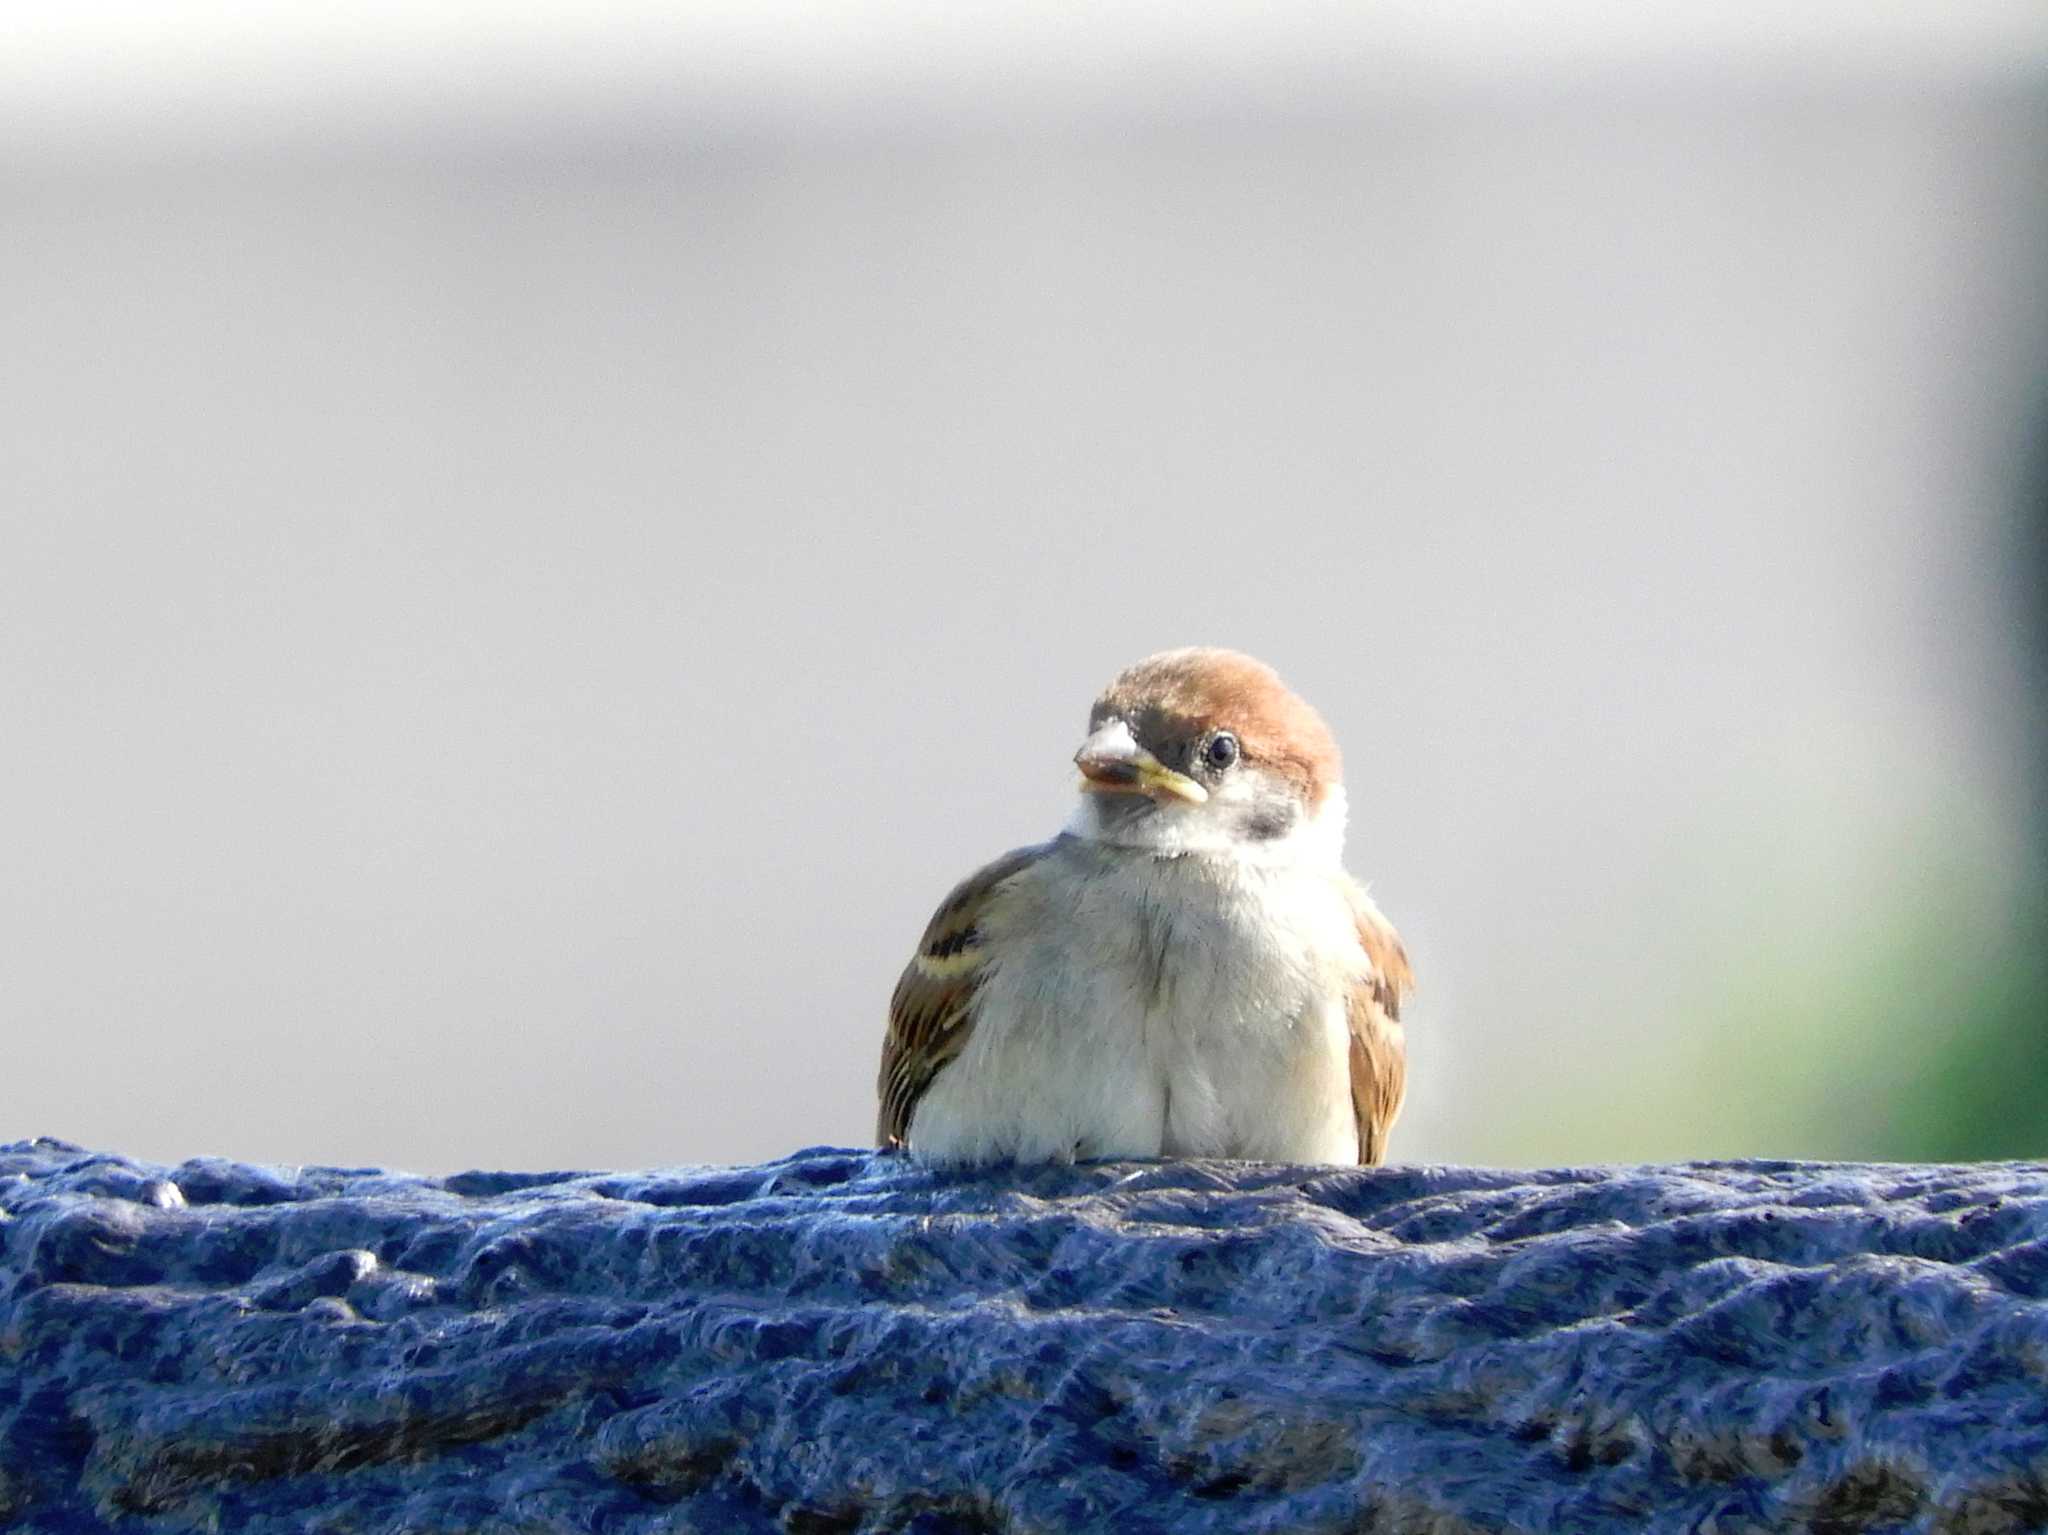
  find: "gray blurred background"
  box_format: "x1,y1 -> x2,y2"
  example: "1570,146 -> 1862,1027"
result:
6,3 -> 2047,1174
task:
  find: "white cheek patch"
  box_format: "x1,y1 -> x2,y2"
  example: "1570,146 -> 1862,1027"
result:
1068,772 -> 1348,867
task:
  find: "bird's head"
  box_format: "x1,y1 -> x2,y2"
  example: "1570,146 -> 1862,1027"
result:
1068,647 -> 1346,862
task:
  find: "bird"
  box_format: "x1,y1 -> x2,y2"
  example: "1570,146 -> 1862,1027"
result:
877,647 -> 1411,1167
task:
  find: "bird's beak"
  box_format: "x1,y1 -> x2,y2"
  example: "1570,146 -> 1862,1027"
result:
1074,719 -> 1209,804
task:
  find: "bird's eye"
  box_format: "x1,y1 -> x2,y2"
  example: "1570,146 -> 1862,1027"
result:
1204,732 -> 1240,771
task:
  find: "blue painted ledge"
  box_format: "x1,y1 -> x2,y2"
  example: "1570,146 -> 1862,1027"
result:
2,1138 -> 2046,1533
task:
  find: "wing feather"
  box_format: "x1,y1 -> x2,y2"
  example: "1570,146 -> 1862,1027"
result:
1343,881 -> 1412,1166
876,842 -> 1054,1149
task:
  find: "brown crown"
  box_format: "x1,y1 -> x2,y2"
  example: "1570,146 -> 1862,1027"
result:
1088,647 -> 1341,811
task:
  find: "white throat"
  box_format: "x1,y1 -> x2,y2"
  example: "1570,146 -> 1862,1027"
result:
1065,781 -> 1349,867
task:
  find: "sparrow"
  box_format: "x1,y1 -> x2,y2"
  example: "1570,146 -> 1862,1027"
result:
877,647 -> 1411,1167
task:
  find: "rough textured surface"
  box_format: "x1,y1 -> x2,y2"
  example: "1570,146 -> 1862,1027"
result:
2,1140 -> 2047,1533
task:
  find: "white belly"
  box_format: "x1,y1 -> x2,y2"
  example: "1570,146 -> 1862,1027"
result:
908,845 -> 1361,1166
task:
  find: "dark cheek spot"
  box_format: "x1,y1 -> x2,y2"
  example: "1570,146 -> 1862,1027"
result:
1243,803 -> 1297,841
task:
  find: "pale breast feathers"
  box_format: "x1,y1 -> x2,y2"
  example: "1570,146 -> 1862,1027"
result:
876,843 -> 1053,1149
1344,882 -> 1413,1166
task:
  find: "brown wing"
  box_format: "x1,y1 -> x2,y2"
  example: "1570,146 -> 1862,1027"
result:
877,842 -> 1055,1150
1343,881 -> 1413,1166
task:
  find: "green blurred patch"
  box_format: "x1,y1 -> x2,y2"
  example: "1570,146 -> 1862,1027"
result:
1882,886 -> 2048,1160
1492,804 -> 2046,1166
